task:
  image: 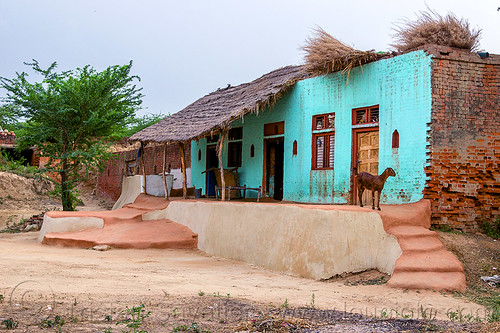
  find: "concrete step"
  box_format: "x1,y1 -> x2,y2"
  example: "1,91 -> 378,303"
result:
387,225 -> 437,238
387,271 -> 466,292
397,235 -> 445,253
386,224 -> 466,292
46,207 -> 146,225
393,250 -> 464,273
42,219 -> 198,249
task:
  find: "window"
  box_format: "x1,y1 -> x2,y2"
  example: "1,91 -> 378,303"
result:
352,105 -> 379,125
227,127 -> 243,167
207,134 -> 219,144
228,127 -> 243,140
313,114 -> 335,130
126,160 -> 138,176
292,140 -> 297,156
228,142 -> 242,167
312,113 -> 335,170
250,144 -> 255,158
264,121 -> 284,136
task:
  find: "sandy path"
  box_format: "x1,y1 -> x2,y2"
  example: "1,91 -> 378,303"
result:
0,232 -> 485,321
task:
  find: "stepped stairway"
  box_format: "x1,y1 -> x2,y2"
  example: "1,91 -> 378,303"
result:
42,194 -> 198,249
378,202 -> 466,292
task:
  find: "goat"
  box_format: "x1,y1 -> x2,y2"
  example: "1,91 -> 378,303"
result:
354,167 -> 396,210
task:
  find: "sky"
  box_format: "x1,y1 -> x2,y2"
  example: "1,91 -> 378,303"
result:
0,0 -> 498,117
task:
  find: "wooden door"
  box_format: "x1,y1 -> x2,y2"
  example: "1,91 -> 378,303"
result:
358,131 -> 379,174
353,130 -> 379,204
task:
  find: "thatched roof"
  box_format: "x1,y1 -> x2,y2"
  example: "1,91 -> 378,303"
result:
130,65 -> 309,143
391,10 -> 481,52
301,27 -> 386,78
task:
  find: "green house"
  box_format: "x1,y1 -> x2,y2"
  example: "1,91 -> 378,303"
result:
131,45 -> 499,230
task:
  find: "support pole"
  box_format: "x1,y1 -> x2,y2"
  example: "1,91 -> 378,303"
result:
162,142 -> 169,201
217,131 -> 227,201
178,142 -> 187,199
140,142 -> 147,195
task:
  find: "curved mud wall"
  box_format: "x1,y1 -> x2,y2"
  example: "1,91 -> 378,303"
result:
112,175 -> 143,210
38,215 -> 104,242
144,201 -> 402,279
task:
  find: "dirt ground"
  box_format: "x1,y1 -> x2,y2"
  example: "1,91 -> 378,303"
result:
0,173 -> 499,332
0,171 -> 114,229
438,231 -> 500,291
0,231 -> 497,332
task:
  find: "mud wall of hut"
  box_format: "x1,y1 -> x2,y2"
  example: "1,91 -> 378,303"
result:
424,46 -> 500,231
97,143 -> 191,200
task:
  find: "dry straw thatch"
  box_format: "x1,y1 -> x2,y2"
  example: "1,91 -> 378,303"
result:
301,27 -> 385,77
130,66 -> 309,143
391,10 -> 481,52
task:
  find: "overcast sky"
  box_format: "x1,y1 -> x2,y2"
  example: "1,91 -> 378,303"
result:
1,0 -> 498,116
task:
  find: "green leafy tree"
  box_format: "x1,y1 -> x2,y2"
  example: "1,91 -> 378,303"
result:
0,60 -> 143,210
119,112 -> 167,139
0,103 -> 21,131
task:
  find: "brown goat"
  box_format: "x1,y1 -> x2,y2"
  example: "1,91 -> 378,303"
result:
354,167 -> 396,210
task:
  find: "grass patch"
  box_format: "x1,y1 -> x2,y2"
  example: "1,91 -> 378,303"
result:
344,275 -> 387,286
437,231 -> 500,322
453,286 -> 500,322
0,217 -> 26,233
431,224 -> 464,234
480,217 -> 500,240
0,153 -> 43,179
172,322 -> 211,332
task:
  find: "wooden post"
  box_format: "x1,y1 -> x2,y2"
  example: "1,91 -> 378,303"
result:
178,142 -> 187,199
162,142 -> 169,201
140,142 -> 147,195
217,131 -> 227,201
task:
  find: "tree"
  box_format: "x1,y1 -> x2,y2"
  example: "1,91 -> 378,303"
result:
119,112 -> 167,139
0,104 -> 21,131
0,60 -> 143,210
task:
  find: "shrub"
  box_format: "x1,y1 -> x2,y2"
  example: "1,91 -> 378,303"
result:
0,152 -> 43,179
480,217 -> 500,239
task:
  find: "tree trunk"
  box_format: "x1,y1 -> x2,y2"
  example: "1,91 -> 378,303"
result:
217,131 -> 227,201
179,142 -> 187,199
60,159 -> 74,211
140,142 -> 147,195
162,142 -> 169,200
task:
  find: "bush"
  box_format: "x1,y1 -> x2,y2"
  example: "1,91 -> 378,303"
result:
480,217 -> 500,239
0,152 -> 42,179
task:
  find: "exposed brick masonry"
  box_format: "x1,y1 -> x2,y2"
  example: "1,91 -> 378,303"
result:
0,130 -> 16,145
423,45 -> 500,231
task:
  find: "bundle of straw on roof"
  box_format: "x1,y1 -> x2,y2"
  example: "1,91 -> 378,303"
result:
301,27 -> 384,78
392,10 -> 481,52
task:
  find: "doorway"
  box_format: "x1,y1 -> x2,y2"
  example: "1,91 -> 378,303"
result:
206,145 -> 218,197
264,138 -> 284,200
352,129 -> 379,205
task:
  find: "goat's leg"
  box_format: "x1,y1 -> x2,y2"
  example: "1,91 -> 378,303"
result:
377,190 -> 381,210
372,190 -> 376,210
358,187 -> 364,207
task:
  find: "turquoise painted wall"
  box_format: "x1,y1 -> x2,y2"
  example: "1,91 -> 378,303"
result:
191,50 -> 432,204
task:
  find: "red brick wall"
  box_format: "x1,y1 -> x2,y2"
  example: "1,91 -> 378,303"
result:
96,142 -> 191,200
0,131 -> 16,145
423,45 -> 500,231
